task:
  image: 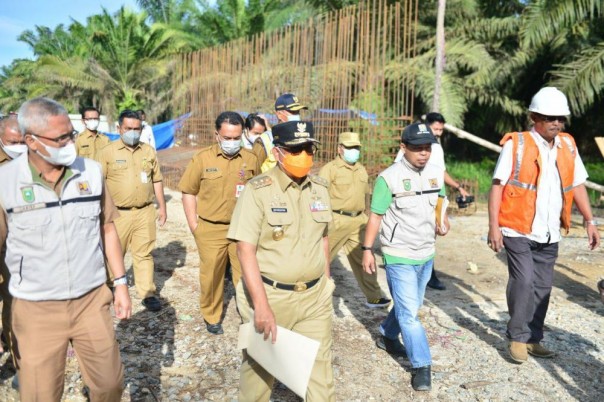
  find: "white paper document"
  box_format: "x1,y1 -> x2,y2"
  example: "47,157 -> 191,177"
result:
238,322 -> 320,398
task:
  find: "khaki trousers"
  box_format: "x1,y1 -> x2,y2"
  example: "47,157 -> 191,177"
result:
237,276 -> 336,402
328,213 -> 384,300
193,218 -> 241,324
11,285 -> 124,402
112,205 -> 157,299
0,256 -> 13,352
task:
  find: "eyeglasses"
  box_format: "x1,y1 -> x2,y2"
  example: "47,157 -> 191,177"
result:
282,143 -> 318,155
537,114 -> 567,123
31,130 -> 77,145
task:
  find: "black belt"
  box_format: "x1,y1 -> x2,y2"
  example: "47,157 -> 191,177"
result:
117,203 -> 151,211
261,275 -> 321,292
333,209 -> 363,217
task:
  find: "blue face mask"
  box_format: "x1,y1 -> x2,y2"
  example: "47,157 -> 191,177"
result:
343,148 -> 360,164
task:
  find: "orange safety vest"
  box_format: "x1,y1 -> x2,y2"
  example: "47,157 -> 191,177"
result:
498,131 -> 576,235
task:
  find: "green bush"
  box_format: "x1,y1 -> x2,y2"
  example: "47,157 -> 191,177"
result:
446,158 -> 496,196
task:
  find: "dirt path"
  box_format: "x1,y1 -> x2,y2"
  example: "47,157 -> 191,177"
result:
1,188 -> 603,401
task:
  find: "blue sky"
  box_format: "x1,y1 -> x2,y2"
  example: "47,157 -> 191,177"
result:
0,0 -> 139,69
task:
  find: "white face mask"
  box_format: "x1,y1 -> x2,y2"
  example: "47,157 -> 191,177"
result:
0,139 -> 27,159
343,148 -> 360,164
84,119 -> 100,131
245,133 -> 260,145
122,130 -> 141,146
220,139 -> 241,156
287,114 -> 301,122
33,136 -> 77,166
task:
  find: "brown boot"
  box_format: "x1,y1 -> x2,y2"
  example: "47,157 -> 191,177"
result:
508,341 -> 528,363
527,343 -> 556,358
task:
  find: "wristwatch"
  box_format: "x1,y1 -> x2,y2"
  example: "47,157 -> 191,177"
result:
585,219 -> 599,227
114,276 -> 128,287
361,246 -> 373,251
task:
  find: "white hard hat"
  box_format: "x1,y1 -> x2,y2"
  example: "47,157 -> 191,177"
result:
528,87 -> 571,116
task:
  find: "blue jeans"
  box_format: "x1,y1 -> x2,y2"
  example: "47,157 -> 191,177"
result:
379,260 -> 433,368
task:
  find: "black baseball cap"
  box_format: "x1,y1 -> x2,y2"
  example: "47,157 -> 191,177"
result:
401,123 -> 437,145
272,121 -> 319,146
275,93 -> 308,111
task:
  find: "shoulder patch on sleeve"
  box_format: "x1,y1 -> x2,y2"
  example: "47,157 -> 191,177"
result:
250,175 -> 273,189
310,174 -> 329,187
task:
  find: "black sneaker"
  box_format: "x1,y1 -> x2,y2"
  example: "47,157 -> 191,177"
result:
206,322 -> 224,335
376,335 -> 407,357
141,296 -> 162,312
427,270 -> 446,290
411,365 -> 431,391
365,297 -> 391,309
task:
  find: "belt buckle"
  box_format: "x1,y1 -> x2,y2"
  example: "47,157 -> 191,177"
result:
293,282 -> 307,292
351,211 -> 359,217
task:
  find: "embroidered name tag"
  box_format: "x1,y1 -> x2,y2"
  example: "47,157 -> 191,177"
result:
205,167 -> 219,173
115,160 -> 127,164
271,207 -> 287,213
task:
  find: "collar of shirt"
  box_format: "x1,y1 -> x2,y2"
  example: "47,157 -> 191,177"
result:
530,128 -> 562,149
400,155 -> 422,173
273,166 -> 311,192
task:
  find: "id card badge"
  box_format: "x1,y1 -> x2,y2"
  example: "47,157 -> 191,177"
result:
140,172 -> 149,183
235,184 -> 245,198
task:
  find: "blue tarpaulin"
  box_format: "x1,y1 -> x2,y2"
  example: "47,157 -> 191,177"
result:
105,113 -> 191,150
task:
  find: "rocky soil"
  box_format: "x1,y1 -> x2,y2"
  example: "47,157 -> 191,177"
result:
1,188 -> 603,401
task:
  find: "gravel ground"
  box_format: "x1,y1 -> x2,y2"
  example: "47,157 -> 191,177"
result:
1,188 -> 603,401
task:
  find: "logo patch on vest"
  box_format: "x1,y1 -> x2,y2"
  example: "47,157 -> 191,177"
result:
78,181 -> 92,195
429,178 -> 438,188
21,186 -> 35,203
403,179 -> 411,191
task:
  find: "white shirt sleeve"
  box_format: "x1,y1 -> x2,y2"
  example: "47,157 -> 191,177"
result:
572,151 -> 588,187
492,140 -> 513,184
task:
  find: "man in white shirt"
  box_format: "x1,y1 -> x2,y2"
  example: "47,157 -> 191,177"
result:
487,87 -> 600,363
137,109 -> 156,149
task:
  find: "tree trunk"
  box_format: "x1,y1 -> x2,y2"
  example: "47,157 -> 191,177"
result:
432,0 -> 446,112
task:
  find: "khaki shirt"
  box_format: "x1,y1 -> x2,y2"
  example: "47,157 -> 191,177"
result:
75,129 -> 111,161
227,167 -> 332,283
0,147 -> 11,166
252,139 -> 267,163
178,144 -> 260,223
97,140 -> 162,208
319,156 -> 369,212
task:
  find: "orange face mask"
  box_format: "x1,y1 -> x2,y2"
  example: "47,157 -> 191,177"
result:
278,149 -> 313,178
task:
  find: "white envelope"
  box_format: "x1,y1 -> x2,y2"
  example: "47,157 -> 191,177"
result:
238,322 -> 320,398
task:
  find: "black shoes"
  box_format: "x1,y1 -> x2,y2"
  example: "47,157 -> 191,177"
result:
427,269 -> 446,290
411,365 -> 431,391
142,296 -> 162,312
206,322 -> 224,335
376,335 -> 407,357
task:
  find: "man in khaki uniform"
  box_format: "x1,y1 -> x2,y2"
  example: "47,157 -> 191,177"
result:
319,132 -> 391,308
0,116 -> 27,357
179,111 -> 260,335
228,120 -> 335,401
97,110 -> 167,312
75,106 -> 110,160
